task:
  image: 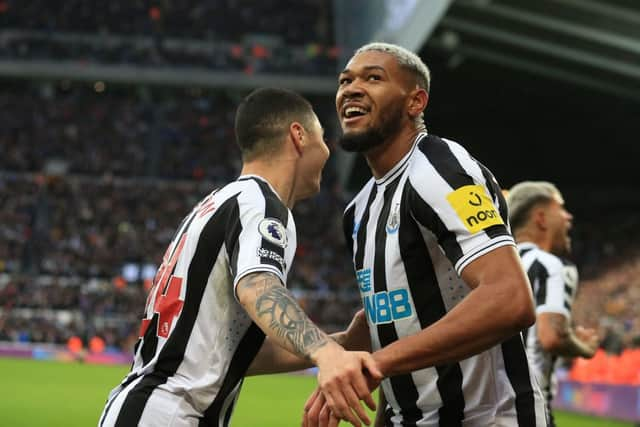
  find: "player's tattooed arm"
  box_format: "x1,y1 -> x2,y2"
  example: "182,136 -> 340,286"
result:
239,272 -> 383,426
237,272 -> 329,359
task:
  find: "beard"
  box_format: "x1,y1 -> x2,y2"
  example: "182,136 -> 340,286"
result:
338,101 -> 404,153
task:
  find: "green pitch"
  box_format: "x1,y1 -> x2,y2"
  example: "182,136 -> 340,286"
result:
0,358 -> 633,427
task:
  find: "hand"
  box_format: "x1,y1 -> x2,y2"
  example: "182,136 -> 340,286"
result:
575,326 -> 599,357
303,368 -> 381,427
342,309 -> 371,352
310,344 -> 383,426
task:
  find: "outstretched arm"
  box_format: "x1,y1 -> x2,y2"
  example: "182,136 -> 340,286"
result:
247,309 -> 372,376
236,272 -> 381,426
371,245 -> 535,377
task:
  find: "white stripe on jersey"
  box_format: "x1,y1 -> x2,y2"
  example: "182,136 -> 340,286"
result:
345,132 -> 547,427
518,242 -> 578,401
100,175 -> 296,427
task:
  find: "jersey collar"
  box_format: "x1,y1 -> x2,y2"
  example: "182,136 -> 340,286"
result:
237,174 -> 283,202
375,132 -> 428,186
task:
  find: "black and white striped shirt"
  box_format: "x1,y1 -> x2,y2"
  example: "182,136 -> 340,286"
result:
343,133 -> 547,427
518,242 -> 578,402
99,175 -> 296,427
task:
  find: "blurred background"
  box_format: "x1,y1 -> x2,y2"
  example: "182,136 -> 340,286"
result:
0,0 -> 639,425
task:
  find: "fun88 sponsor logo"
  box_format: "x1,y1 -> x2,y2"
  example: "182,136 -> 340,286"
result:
357,269 -> 413,324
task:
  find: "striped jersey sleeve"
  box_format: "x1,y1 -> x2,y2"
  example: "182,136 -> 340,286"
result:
229,179 -> 296,295
530,252 -> 573,318
407,135 -> 514,275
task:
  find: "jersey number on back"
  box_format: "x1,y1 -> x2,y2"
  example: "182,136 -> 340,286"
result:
139,234 -> 187,339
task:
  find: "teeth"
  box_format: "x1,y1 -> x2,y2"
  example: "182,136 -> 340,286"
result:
344,106 -> 367,117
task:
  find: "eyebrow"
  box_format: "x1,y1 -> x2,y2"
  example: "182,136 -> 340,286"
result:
339,65 -> 388,75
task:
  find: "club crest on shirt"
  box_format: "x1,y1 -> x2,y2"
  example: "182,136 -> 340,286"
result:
386,203 -> 400,234
446,184 -> 504,234
258,218 -> 288,248
563,265 -> 578,287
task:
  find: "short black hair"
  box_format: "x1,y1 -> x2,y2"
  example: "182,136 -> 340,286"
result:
235,87 -> 315,160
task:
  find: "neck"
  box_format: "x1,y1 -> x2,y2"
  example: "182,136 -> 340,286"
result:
240,159 -> 297,208
364,125 -> 424,179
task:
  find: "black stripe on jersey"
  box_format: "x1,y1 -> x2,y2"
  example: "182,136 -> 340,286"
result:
253,179 -> 289,274
477,162 -> 509,239
501,335 -> 537,427
374,178 -> 423,425
418,136 -> 509,241
222,394 -> 238,427
200,324 -> 265,426
408,183 -> 463,269
115,196 -> 239,426
564,283 -> 573,297
354,186 -> 378,268
563,300 -> 571,311
223,194 -> 243,277
527,260 -> 549,306
418,134 -> 474,190
113,373 -> 167,427
519,248 -> 534,258
343,204 -> 356,257
99,373 -> 142,427
400,184 -> 465,427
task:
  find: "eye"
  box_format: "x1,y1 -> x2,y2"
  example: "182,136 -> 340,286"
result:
367,74 -> 381,81
339,77 -> 351,85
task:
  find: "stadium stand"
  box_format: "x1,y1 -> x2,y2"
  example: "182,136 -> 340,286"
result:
0,0 -> 338,74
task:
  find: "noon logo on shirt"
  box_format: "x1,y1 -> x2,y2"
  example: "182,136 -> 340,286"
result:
258,218 -> 287,248
357,268 -> 413,325
446,184 -> 504,233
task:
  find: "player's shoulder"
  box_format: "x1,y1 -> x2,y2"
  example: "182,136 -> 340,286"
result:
408,133 -> 477,181
228,176 -> 279,203
531,247 -> 564,273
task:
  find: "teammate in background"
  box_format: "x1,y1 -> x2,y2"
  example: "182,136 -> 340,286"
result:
507,181 -> 599,427
98,88 -> 381,427
303,42 -> 547,427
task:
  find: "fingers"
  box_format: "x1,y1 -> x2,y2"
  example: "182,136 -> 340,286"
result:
319,403 -> 332,427
304,388 -> 321,412
304,389 -> 326,427
328,412 -> 341,427
350,366 -> 377,412
323,388 -> 363,427
362,355 -> 383,381
343,383 -> 371,426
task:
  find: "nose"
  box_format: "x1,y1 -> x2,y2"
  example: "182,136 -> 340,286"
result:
340,80 -> 365,100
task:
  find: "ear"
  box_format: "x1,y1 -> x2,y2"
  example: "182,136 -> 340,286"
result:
288,122 -> 305,155
407,87 -> 428,119
532,207 -> 548,231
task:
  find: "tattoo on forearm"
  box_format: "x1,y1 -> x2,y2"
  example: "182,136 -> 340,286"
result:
240,273 -> 328,358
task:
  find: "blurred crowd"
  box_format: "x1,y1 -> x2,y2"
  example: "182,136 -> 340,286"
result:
0,80 -> 357,354
0,80 -> 639,382
0,0 -> 333,44
0,0 -> 338,74
0,171 -> 358,352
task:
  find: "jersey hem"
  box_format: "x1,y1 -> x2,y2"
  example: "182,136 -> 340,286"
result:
455,236 -> 515,275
